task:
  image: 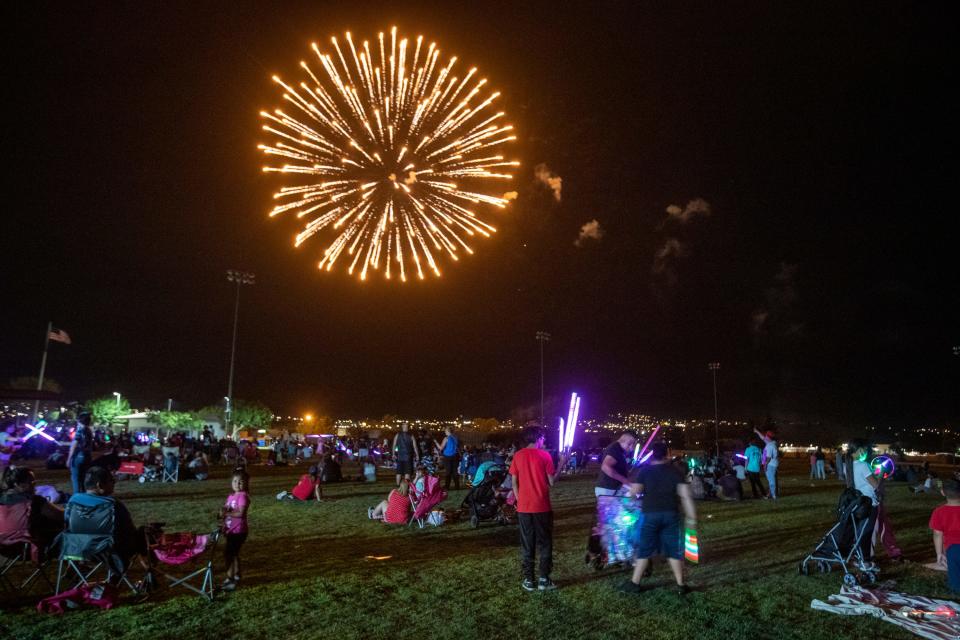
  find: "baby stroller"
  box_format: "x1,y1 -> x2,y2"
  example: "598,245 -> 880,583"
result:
800,488 -> 879,585
461,464 -> 512,528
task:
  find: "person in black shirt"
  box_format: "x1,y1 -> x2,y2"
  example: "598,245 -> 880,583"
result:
66,410 -> 94,494
595,431 -> 638,497
586,432 -> 638,567
392,424 -> 419,485
624,442 -> 697,595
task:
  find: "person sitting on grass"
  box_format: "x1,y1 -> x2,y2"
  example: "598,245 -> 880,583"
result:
363,457 -> 377,483
277,464 -> 323,502
188,451 -> 209,480
716,468 -> 742,501
368,479 -> 411,524
913,471 -> 936,494
929,478 -> 960,592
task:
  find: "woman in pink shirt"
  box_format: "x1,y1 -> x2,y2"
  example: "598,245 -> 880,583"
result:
219,469 -> 250,591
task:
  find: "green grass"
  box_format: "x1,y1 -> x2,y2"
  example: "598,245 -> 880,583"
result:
2,460 -> 954,640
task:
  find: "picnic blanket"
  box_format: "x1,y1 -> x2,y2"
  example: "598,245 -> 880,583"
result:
812,585 -> 960,640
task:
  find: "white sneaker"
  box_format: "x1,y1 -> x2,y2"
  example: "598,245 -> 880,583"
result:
276,491 -> 288,500
367,507 -> 375,519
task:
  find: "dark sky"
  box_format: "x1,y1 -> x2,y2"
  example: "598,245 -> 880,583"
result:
3,2 -> 957,426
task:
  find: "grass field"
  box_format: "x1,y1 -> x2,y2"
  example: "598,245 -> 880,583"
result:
2,459 -> 955,640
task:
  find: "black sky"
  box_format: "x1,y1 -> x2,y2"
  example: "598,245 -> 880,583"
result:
3,1 -> 957,426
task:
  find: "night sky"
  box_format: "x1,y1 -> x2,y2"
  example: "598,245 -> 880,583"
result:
3,2 -> 957,426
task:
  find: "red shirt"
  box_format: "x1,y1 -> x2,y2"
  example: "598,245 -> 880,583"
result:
292,474 -> 319,501
384,489 -> 411,524
509,448 -> 556,513
930,504 -> 960,551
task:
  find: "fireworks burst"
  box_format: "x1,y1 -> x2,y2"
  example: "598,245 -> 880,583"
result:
259,27 -> 518,281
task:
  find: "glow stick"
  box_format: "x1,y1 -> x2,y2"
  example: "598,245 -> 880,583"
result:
564,393 -> 576,448
558,418 -> 565,453
23,423 -> 56,443
634,424 -> 661,464
566,395 -> 581,449
735,453 -> 747,460
639,451 -> 653,464
684,528 -> 700,563
633,442 -> 641,461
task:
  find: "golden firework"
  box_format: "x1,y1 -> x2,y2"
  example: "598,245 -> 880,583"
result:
259,27 -> 518,281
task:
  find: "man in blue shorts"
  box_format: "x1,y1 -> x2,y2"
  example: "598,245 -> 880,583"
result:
623,442 -> 697,595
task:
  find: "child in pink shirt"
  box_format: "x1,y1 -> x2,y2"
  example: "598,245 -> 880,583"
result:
219,469 -> 250,591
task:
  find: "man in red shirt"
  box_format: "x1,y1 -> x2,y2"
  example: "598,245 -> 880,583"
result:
930,478 -> 960,591
509,426 -> 566,591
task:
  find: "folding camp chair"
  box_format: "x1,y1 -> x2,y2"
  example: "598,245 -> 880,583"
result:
161,450 -> 179,483
409,476 -> 448,528
148,529 -> 221,601
56,496 -> 138,595
0,500 -> 54,595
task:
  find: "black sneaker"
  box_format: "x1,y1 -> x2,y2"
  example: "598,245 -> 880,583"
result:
676,584 -> 690,596
538,577 -> 557,591
521,578 -> 536,592
620,580 -> 643,594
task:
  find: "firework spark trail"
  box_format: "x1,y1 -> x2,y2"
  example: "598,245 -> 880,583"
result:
260,28 -> 518,281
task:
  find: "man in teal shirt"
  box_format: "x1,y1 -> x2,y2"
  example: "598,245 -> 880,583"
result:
744,438 -> 766,499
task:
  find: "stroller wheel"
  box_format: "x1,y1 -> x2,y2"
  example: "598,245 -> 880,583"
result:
470,515 -> 479,529
864,571 -> 878,585
843,572 -> 858,587
799,562 -> 809,576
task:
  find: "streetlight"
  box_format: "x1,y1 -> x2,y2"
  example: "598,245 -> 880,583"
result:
708,362 -> 720,456
535,331 -> 551,425
112,391 -> 121,409
225,269 -> 255,436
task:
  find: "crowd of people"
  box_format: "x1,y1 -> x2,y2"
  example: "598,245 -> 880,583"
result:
4,413 -> 960,609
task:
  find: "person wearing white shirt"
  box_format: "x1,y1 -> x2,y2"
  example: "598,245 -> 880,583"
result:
754,427 -> 780,500
849,440 -> 880,566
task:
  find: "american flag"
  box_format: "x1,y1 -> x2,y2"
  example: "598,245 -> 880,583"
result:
48,328 -> 71,344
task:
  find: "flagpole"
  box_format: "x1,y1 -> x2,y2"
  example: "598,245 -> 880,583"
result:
31,321 -> 52,423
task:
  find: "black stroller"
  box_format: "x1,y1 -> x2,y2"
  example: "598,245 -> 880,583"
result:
461,464 -> 512,528
800,488 -> 878,585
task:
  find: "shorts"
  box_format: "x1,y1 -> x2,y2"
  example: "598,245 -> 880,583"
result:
224,532 -> 248,559
396,458 -> 414,476
635,511 -> 682,560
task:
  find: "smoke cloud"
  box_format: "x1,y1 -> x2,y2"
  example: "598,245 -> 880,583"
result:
752,262 -> 803,337
574,219 -> 604,247
651,238 -> 688,287
665,198 -> 711,224
534,163 -> 562,202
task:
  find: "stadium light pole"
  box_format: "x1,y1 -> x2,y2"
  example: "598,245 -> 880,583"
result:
226,269 -> 255,436
535,331 -> 551,425
708,362 -> 721,456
